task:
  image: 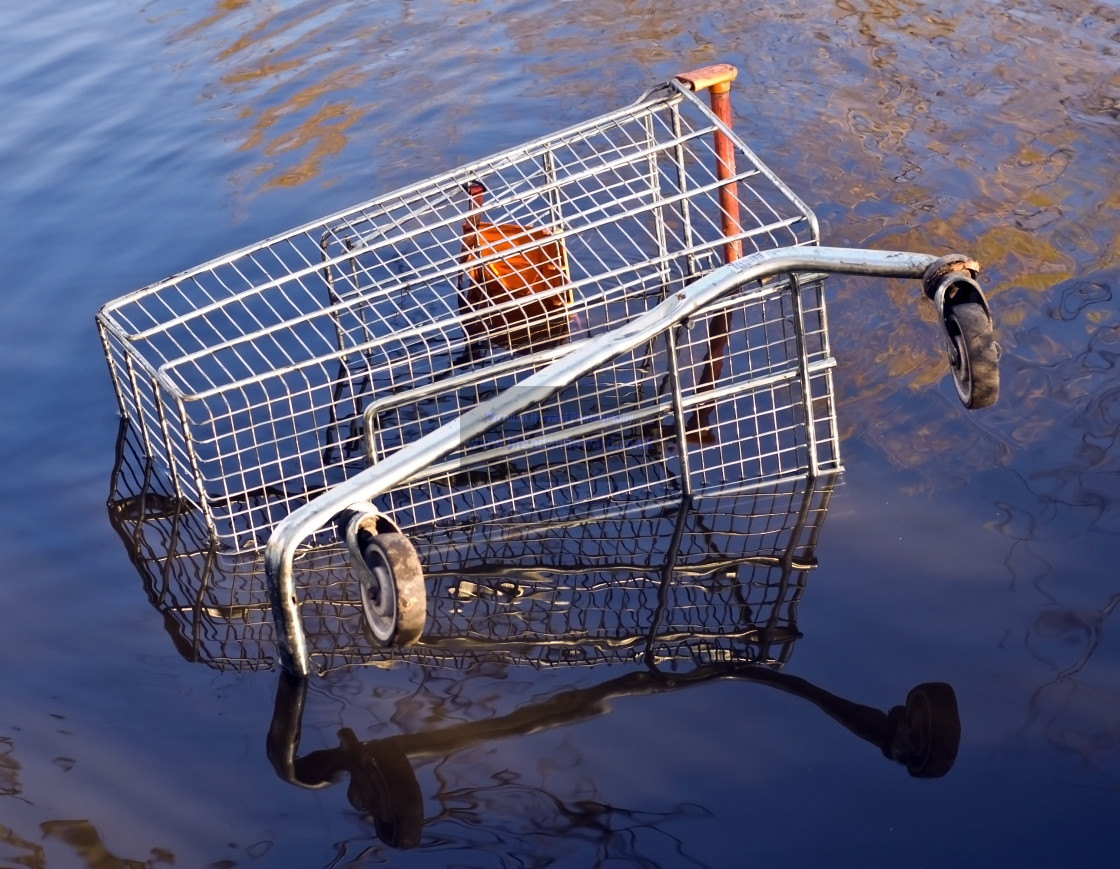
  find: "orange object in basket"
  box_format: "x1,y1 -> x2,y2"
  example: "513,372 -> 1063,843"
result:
461,221 -> 572,352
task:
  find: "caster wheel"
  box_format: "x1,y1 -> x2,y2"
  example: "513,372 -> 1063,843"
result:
900,682 -> 961,778
340,729 -> 423,849
947,302 -> 999,409
354,533 -> 426,646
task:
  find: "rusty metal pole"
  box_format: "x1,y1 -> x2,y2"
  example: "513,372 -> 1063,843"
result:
677,63 -> 743,264
675,64 -> 742,440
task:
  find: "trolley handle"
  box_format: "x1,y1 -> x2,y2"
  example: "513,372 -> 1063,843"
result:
266,246 -> 996,677
674,63 -> 738,94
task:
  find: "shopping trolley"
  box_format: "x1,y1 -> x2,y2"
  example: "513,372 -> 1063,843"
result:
96,63 -> 999,676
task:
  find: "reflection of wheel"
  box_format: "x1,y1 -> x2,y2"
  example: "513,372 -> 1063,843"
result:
356,533 -> 426,646
340,729 -> 424,849
947,302 -> 999,409
901,682 -> 961,779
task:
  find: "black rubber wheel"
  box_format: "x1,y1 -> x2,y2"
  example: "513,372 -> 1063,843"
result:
901,682 -> 961,778
340,729 -> 424,849
356,533 -> 426,646
947,302 -> 999,409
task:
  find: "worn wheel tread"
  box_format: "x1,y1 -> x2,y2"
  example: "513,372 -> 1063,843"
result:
357,533 -> 426,647
948,302 -> 999,409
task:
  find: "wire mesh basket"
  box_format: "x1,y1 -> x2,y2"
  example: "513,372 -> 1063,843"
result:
96,63 -> 998,675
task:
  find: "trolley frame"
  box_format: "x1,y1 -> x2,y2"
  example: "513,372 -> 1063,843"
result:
95,63 -> 998,677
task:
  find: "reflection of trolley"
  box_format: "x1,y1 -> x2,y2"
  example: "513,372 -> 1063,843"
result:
107,420 -> 829,675
108,421 -> 961,853
96,64 -> 999,674
269,670 -> 960,849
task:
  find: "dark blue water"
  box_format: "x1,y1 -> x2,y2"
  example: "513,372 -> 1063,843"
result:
3,1 -> 1119,865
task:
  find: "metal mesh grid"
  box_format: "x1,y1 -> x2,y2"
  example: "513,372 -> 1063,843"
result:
108,424 -> 832,675
107,424 -> 279,670
405,478 -> 832,673
364,273 -> 838,532
97,80 -> 823,548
